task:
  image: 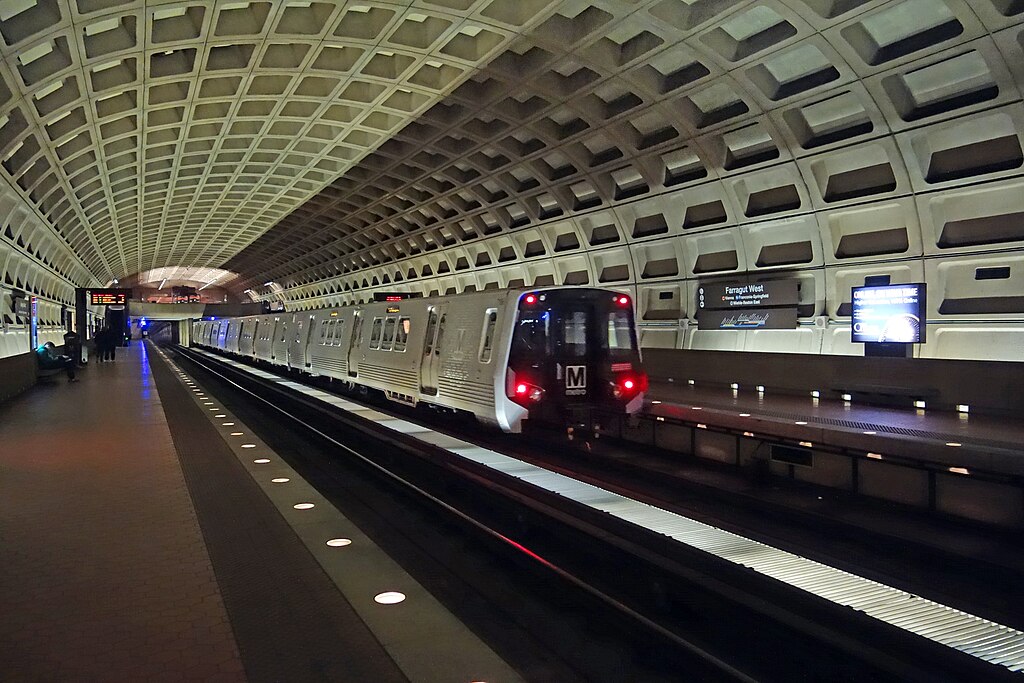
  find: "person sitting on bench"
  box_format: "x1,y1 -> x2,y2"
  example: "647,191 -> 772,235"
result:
36,342 -> 78,382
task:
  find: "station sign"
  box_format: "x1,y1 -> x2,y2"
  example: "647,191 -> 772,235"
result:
14,296 -> 30,317
89,288 -> 131,305
697,280 -> 799,310
697,308 -> 798,330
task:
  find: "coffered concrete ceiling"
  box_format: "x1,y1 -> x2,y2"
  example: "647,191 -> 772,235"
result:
3,0 -> 1024,360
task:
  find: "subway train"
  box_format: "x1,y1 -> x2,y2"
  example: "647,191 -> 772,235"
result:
192,287 -> 647,433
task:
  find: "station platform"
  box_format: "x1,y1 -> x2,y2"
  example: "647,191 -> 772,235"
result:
645,380 -> 1024,475
0,343 -> 518,682
636,379 -> 1024,529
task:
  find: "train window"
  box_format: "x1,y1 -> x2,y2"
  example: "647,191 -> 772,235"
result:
328,320 -> 341,346
319,320 -> 330,345
351,313 -> 363,348
435,314 -> 447,356
394,317 -> 410,352
560,310 -> 587,358
381,317 -> 397,350
512,309 -> 549,356
479,309 -> 498,363
605,310 -> 635,355
369,317 -> 383,349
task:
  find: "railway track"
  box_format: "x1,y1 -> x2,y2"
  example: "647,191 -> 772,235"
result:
169,343 -> 1023,682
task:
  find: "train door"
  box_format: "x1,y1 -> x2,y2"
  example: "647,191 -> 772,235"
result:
299,315 -> 315,368
555,307 -> 595,407
273,318 -> 287,362
419,305 -> 446,396
347,310 -> 363,377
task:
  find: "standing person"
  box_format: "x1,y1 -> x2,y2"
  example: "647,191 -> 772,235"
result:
93,326 -> 104,363
98,325 -> 112,362
63,329 -> 81,366
107,327 -> 118,361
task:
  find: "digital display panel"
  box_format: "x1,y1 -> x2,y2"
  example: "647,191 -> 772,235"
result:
89,288 -> 130,305
373,292 -> 419,302
851,283 -> 926,343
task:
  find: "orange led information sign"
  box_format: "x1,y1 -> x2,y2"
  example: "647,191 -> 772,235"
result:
89,289 -> 130,305
373,292 -> 419,302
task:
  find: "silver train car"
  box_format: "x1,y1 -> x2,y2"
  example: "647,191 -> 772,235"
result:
193,287 -> 646,433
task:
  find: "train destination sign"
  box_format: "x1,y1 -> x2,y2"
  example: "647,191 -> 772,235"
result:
89,288 -> 131,305
698,280 -> 799,310
697,308 -> 798,330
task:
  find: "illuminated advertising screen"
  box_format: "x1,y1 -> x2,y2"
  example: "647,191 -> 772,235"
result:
89,288 -> 130,305
851,283 -> 926,343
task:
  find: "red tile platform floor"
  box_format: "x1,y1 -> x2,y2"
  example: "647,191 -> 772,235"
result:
0,344 -> 245,682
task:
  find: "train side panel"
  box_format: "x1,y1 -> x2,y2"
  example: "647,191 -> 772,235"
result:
352,300 -> 426,400
306,307 -> 356,379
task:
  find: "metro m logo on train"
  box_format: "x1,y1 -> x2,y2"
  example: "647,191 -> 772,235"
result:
566,365 -> 586,395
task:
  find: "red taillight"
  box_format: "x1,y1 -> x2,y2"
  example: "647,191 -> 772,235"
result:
615,294 -> 630,306
611,372 -> 647,400
524,293 -> 537,305
508,369 -> 544,406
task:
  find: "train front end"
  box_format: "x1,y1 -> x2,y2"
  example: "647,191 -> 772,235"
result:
502,288 -> 646,434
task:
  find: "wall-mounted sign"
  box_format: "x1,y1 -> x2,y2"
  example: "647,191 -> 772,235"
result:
89,288 -> 131,305
373,292 -> 418,302
697,280 -> 799,310
14,296 -> 30,317
697,308 -> 798,330
852,283 -> 926,343
29,296 -> 38,349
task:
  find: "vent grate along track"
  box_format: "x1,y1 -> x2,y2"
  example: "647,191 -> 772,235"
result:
188,348 -> 1024,675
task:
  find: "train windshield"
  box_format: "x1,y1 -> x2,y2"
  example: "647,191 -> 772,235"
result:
511,294 -> 638,361
605,309 -> 636,359
512,310 -> 550,356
